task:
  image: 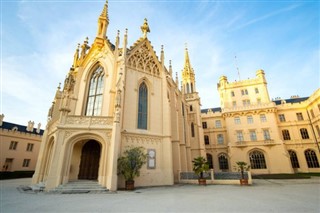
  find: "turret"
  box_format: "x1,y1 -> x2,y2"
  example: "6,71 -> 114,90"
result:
181,46 -> 196,94
95,1 -> 109,46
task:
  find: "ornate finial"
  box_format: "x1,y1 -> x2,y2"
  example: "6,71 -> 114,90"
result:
117,30 -> 120,37
185,43 -> 188,50
101,0 -> 109,20
175,72 -> 179,84
125,28 -> 128,36
141,18 -> 150,38
57,83 -> 61,90
169,60 -> 172,76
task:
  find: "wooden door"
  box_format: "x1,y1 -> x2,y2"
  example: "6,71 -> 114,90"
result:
78,140 -> 101,180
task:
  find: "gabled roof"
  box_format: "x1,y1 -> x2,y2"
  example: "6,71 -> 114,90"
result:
0,121 -> 44,135
201,107 -> 222,114
273,97 -> 309,105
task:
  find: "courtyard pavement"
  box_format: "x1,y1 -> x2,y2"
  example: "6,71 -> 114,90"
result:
0,177 -> 319,213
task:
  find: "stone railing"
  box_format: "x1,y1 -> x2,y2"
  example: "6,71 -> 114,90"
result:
64,116 -> 113,128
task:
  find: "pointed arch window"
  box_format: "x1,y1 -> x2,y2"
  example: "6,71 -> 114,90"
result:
86,66 -> 104,116
138,82 -> 148,129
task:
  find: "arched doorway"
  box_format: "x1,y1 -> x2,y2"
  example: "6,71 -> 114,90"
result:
78,140 -> 101,180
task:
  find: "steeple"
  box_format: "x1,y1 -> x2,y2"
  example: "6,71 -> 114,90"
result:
141,18 -> 150,38
95,1 -> 109,44
181,45 -> 196,94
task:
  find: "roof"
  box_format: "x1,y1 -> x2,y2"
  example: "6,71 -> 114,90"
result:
201,107 -> 222,114
0,121 -> 44,135
273,97 -> 309,105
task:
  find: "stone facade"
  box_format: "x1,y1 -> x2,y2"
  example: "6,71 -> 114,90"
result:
32,1 -> 320,191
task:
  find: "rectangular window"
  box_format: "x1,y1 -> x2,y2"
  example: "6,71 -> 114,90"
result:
316,125 -> 320,137
282,130 -> 291,140
26,143 -> 34,152
236,131 -> 244,142
234,117 -> 241,124
231,91 -> 235,97
247,115 -> 253,124
242,100 -> 250,106
232,101 -> 237,107
296,112 -> 304,121
255,88 -> 259,94
260,114 -> 267,122
310,109 -> 315,118
249,130 -> 257,141
202,122 -> 207,129
9,141 -> 18,150
263,129 -> 271,140
241,89 -> 248,96
22,159 -> 30,167
278,114 -> 286,122
217,134 -> 224,144
204,135 -> 210,145
215,120 -> 222,128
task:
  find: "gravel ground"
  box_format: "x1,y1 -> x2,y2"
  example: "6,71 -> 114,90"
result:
1,177 -> 319,213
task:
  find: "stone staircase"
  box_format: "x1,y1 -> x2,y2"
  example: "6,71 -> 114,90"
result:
52,180 -> 109,194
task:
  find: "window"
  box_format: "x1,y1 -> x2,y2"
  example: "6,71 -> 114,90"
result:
300,128 -> 309,139
241,89 -> 248,95
204,135 -> 210,145
255,88 -> 259,94
138,82 -> 148,129
304,149 -> 320,168
218,154 -> 229,170
26,143 -> 34,152
236,131 -> 244,142
202,122 -> 207,129
263,129 -> 271,140
215,120 -> 222,128
247,115 -> 253,124
22,159 -> 30,167
189,105 -> 193,112
249,130 -> 257,141
206,154 -> 213,169
249,151 -> 267,169
296,112 -> 304,121
242,99 -> 250,106
288,150 -> 300,168
234,117 -> 241,124
282,129 -> 291,140
231,91 -> 235,97
232,101 -> 237,107
278,114 -> 286,122
85,66 -> 104,116
316,125 -> 320,137
310,109 -> 315,118
191,123 -> 195,137
217,134 -> 224,144
9,141 -> 18,150
260,114 -> 267,122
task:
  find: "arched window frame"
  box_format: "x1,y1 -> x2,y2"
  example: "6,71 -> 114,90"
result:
218,154 -> 229,170
249,150 -> 267,169
288,150 -> 300,168
304,149 -> 320,168
137,81 -> 148,130
85,65 -> 105,116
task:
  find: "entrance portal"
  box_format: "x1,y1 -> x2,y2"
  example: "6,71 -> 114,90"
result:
78,140 -> 101,180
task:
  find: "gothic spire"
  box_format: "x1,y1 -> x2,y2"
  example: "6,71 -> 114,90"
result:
96,0 -> 109,42
141,18 -> 150,38
181,44 -> 196,94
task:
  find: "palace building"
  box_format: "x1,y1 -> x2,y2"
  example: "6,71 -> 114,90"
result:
32,1 -> 320,191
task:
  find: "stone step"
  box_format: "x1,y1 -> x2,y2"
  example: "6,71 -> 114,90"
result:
52,180 -> 109,194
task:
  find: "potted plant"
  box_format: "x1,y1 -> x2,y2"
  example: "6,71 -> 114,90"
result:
117,146 -> 147,190
235,161 -> 250,185
192,156 -> 209,185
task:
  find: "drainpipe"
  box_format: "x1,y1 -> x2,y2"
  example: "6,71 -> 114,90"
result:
306,109 -> 320,153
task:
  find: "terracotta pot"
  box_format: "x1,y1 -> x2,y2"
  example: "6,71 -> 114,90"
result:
198,178 -> 207,185
240,179 -> 248,185
125,180 -> 135,190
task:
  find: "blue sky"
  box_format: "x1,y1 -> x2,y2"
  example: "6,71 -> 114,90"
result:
1,0 -> 319,127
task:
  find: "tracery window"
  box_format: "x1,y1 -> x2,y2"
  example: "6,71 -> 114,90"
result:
218,154 -> 229,170
85,66 -> 104,116
288,150 -> 300,168
138,82 -> 148,129
305,149 -> 320,168
249,150 -> 267,169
